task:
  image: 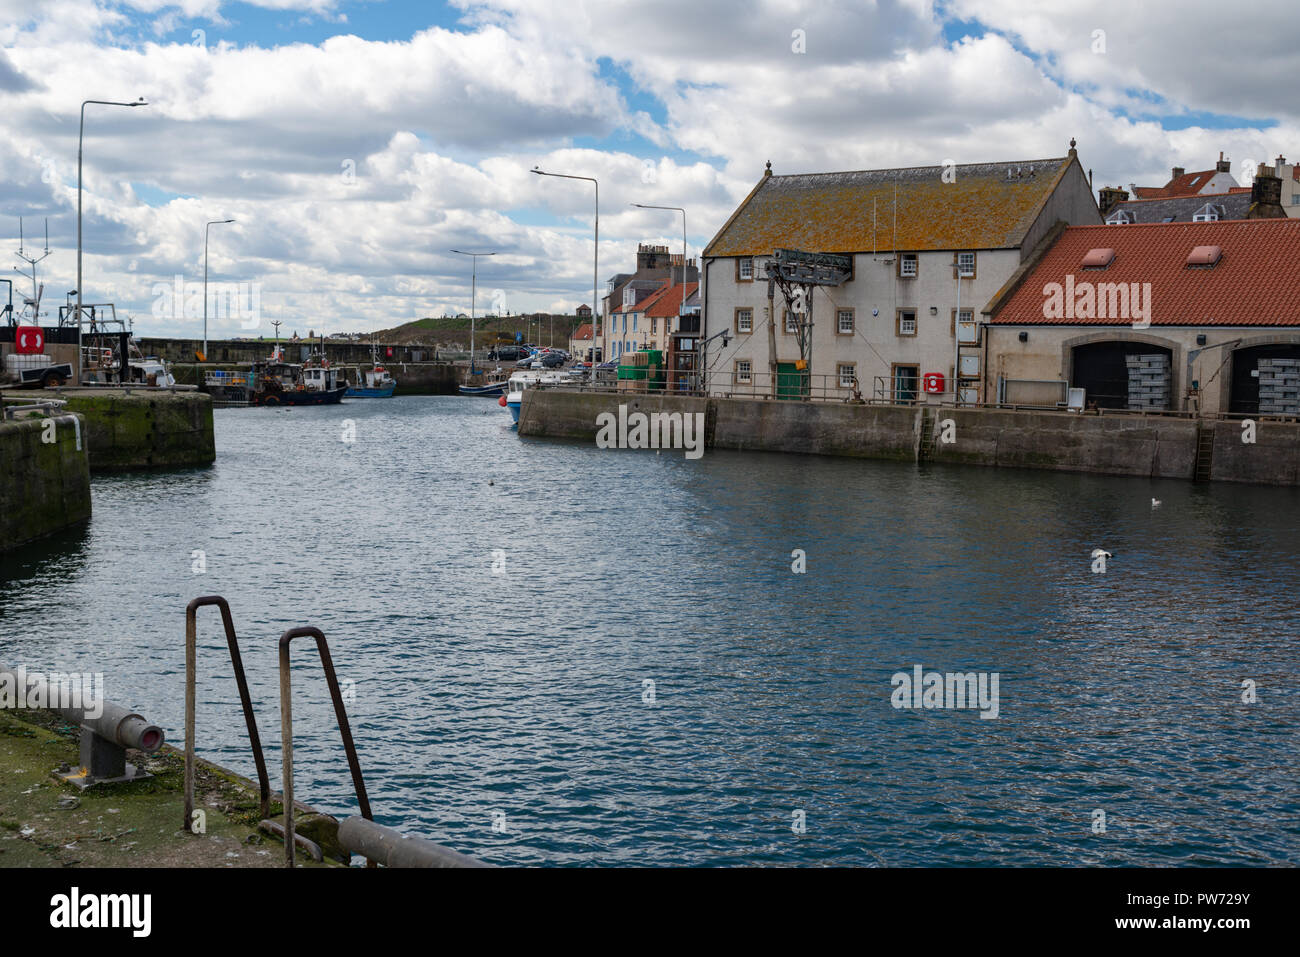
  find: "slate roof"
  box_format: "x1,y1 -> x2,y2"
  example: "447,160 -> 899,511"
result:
1106,192 -> 1251,223
703,157 -> 1075,257
989,219 -> 1300,326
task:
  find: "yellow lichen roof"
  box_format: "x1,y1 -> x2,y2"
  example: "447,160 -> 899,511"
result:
704,157 -> 1072,257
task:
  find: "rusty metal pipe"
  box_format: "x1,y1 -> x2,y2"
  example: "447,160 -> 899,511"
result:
338,816 -> 491,868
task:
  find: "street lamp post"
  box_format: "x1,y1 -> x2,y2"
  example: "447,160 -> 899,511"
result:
450,249 -> 496,375
633,203 -> 688,384
203,219 -> 235,357
532,167 -> 598,386
78,97 -> 146,378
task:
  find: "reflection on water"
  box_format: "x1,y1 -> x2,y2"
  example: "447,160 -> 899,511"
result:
1,396 -> 1297,866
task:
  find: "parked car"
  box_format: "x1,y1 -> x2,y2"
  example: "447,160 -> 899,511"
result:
538,352 -> 565,368
596,358 -> 619,371
490,346 -> 529,361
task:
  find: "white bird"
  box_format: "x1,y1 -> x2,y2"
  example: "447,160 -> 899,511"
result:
1091,548 -> 1112,559
1151,498 -> 1161,508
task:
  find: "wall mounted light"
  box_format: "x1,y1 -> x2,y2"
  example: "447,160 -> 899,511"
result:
929,306 -> 938,315
1196,334 -> 1207,345
1019,331 -> 1029,343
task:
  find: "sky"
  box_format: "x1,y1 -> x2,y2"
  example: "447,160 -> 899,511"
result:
0,0 -> 1297,338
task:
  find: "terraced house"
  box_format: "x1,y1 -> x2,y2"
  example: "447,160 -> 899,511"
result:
699,143 -> 1101,403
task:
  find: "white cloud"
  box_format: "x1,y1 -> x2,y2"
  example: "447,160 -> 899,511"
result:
0,0 -> 1292,333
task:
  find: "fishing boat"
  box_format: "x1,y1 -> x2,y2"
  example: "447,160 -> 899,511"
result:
346,365 -> 396,398
460,366 -> 509,397
459,378 -> 507,397
502,370 -> 568,423
250,352 -> 346,406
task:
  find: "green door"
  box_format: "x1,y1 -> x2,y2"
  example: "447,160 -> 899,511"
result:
776,362 -> 809,400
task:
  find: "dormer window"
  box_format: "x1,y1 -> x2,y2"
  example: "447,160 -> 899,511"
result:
1106,209 -> 1134,224
1192,204 -> 1223,222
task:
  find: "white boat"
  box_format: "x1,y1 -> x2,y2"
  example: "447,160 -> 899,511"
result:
503,370 -> 569,424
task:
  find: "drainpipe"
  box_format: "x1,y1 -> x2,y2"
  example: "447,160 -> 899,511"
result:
700,258 -> 712,394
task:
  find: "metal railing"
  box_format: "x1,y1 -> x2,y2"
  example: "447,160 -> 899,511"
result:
184,597 -> 271,829
1,396 -> 67,419
278,625 -> 372,868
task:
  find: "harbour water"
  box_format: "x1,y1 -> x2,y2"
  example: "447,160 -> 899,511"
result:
1,396 -> 1297,866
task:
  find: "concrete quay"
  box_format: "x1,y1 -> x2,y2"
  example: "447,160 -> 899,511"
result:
2,388 -> 215,472
519,388 -> 1300,485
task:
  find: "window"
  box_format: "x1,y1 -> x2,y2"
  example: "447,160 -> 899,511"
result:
737,257 -> 754,281
623,287 -> 635,306
896,308 -> 917,337
953,308 -> 977,344
956,252 -> 976,278
735,359 -> 752,383
1292,194 -> 1300,206
632,315 -> 638,332
734,307 -> 753,333
1106,210 -> 1134,224
836,308 -> 854,335
837,363 -> 856,388
899,253 -> 918,278
651,317 -> 657,334
784,310 -> 799,334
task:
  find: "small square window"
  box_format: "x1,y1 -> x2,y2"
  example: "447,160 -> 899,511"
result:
738,257 -> 754,281
785,311 -> 799,334
957,252 -> 976,277
735,359 -> 752,383
899,253 -> 918,278
735,308 -> 753,333
837,309 -> 854,334
897,309 -> 917,337
837,363 -> 856,388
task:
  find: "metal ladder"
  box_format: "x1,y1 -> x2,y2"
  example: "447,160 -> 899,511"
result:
1194,426 -> 1215,482
917,407 -> 937,463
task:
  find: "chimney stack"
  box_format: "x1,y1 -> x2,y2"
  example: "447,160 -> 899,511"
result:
1097,186 -> 1130,216
1216,152 -> 1231,173
1247,162 -> 1286,218
1171,166 -> 1185,180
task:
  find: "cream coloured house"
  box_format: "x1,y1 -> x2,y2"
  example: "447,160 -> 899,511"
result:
699,147 -> 1101,403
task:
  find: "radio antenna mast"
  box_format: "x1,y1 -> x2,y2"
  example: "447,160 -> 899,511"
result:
14,217 -> 51,323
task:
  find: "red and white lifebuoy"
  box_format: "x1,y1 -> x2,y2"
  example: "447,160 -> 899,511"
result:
15,326 -> 43,355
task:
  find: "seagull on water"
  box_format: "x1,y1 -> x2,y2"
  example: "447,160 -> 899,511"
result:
1151,498 -> 1161,508
1091,548 -> 1112,560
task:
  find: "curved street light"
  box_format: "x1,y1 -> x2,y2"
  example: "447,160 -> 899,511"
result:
204,219 -> 236,356
77,97 -> 147,347
450,249 -> 496,375
532,167 -> 598,385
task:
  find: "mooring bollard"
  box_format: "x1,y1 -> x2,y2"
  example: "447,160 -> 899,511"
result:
0,660 -> 164,788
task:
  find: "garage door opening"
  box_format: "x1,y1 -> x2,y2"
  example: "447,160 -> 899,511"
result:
1229,343 -> 1300,414
1071,341 -> 1174,410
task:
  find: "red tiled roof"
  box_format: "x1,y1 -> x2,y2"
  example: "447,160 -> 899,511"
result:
645,282 -> 698,317
989,219 -> 1300,326
1131,169 -> 1221,200
571,323 -> 600,340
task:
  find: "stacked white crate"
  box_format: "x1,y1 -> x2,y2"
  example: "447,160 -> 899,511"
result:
1125,353 -> 1171,410
1257,358 -> 1300,415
